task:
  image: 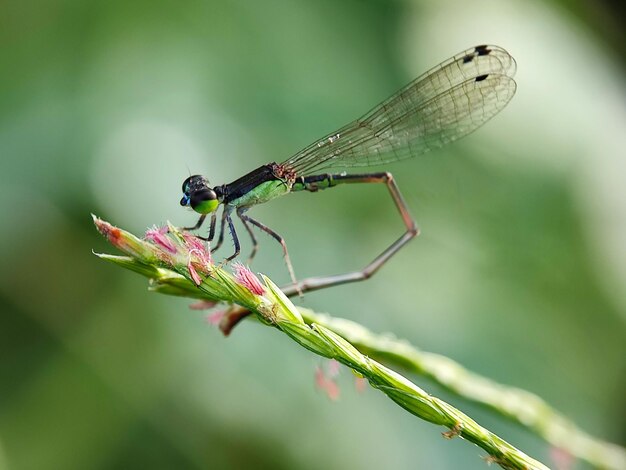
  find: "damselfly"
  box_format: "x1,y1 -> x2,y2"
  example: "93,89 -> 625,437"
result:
180,45 -> 516,296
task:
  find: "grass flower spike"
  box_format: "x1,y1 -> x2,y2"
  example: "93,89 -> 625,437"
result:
93,216 -> 626,470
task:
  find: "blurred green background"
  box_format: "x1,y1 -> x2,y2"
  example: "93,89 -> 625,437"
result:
1,0 -> 625,469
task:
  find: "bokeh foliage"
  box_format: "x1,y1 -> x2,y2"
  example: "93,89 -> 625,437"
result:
1,1 -> 625,469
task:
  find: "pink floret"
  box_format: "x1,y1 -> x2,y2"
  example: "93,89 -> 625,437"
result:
145,226 -> 177,254
233,262 -> 265,295
315,365 -> 341,401
187,259 -> 203,286
205,310 -> 226,325
189,300 -> 218,310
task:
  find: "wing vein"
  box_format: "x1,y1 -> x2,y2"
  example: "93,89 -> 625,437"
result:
282,45 -> 517,175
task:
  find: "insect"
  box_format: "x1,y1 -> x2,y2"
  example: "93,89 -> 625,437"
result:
180,45 -> 516,296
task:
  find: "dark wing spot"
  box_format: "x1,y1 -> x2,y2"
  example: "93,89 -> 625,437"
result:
475,45 -> 491,56
475,74 -> 489,82
462,54 -> 474,64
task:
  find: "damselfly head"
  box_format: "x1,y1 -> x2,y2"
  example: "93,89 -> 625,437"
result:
180,175 -> 219,214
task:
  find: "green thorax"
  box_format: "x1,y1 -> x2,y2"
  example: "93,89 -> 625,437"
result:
227,179 -> 292,208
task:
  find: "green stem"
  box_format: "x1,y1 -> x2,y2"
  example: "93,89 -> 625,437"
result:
297,309 -> 626,470
92,216 -> 626,470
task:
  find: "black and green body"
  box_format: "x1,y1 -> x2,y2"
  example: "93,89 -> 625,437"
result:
180,45 -> 517,296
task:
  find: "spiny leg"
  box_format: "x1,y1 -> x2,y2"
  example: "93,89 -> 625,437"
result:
224,210 -> 241,262
237,211 -> 299,289
182,214 -> 206,231
181,213 -> 216,253
236,208 -> 259,264
282,171 -> 418,296
207,211 -> 217,242
210,207 -> 228,253
189,211 -> 216,242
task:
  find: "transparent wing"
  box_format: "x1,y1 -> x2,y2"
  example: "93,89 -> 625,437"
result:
282,45 -> 517,175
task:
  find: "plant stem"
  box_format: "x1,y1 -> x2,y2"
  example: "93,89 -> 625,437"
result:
93,216 -> 626,470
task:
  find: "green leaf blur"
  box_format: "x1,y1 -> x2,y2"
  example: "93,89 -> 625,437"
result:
1,1 -> 624,469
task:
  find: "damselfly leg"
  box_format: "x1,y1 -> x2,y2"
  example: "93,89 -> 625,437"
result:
237,208 -> 299,289
182,214 -> 206,231
281,172 -> 418,296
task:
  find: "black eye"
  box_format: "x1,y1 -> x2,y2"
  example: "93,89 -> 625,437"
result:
182,176 -> 193,193
190,189 -> 217,207
182,175 -> 209,193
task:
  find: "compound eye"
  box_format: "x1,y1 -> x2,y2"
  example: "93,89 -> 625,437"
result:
190,189 -> 218,214
182,176 -> 193,193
